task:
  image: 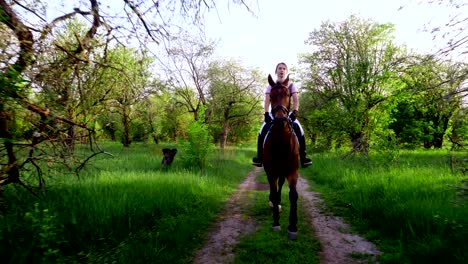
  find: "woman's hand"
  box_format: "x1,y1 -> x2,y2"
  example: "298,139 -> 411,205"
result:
289,110 -> 298,121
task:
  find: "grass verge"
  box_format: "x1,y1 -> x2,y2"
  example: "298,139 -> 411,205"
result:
301,149 -> 467,264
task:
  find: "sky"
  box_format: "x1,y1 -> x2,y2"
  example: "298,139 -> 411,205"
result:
202,0 -> 455,76
39,0 -> 458,77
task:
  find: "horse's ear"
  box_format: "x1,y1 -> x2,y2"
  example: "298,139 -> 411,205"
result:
268,74 -> 275,87
282,74 -> 290,86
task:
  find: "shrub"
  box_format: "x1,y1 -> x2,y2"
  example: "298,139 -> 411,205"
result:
181,121 -> 214,170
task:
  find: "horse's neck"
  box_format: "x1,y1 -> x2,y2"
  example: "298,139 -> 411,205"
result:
268,123 -> 294,143
265,123 -> 298,159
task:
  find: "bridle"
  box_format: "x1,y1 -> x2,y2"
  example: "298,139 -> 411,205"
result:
271,104 -> 289,117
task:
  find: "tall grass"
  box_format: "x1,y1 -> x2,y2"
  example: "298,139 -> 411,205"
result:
0,142 -> 255,263
302,149 -> 467,264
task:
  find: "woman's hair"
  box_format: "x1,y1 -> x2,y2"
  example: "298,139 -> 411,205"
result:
275,62 -> 288,73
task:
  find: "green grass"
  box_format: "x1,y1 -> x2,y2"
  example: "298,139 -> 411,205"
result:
3,142 -> 465,264
234,171 -> 321,264
301,149 -> 468,264
0,142 -> 255,264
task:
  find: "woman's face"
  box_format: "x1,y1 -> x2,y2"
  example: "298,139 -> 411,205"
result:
275,64 -> 288,80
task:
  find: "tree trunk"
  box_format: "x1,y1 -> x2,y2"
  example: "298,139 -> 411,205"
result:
0,105 -> 20,186
66,126 -> 75,152
432,115 -> 450,149
122,106 -> 131,147
432,133 -> 444,148
220,107 -> 231,148
220,122 -> 229,148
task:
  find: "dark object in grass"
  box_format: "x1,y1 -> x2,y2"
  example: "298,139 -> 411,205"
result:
162,148 -> 177,167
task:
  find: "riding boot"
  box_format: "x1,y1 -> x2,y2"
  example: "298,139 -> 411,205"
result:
252,123 -> 272,167
292,123 -> 312,168
297,134 -> 312,168
252,133 -> 264,167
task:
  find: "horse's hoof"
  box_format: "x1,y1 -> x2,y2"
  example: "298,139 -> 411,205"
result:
287,230 -> 298,240
272,225 -> 281,232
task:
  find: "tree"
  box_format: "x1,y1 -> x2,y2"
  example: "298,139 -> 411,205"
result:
103,47 -> 154,147
158,32 -> 217,121
32,19 -> 112,151
299,15 -> 404,154
207,59 -> 263,148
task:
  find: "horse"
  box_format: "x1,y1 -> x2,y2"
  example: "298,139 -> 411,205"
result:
263,74 -> 300,240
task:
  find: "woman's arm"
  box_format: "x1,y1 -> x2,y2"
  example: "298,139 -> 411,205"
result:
292,92 -> 299,112
264,93 -> 270,112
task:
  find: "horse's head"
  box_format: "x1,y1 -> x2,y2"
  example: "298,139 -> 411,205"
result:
268,74 -> 290,121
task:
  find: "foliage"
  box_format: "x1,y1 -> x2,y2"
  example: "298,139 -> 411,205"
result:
180,120 -> 215,170
104,47 -> 156,147
448,107 -> 468,149
391,56 -> 467,148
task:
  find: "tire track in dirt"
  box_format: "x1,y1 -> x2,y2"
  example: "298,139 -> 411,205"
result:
192,167 -> 264,264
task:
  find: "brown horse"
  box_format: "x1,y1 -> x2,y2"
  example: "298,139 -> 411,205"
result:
263,74 -> 300,240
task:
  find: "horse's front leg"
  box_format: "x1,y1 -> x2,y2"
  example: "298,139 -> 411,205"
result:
269,176 -> 285,213
268,178 -> 281,230
287,175 -> 298,239
277,176 -> 286,206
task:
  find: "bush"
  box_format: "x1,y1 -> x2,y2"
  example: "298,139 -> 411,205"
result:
180,121 -> 214,170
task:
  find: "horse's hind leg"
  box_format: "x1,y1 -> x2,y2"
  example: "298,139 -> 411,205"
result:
287,177 -> 298,239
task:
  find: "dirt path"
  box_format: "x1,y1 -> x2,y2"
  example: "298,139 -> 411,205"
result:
192,167 -> 381,264
297,177 -> 381,264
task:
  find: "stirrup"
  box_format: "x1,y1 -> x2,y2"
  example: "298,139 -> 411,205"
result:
252,162 -> 262,167
301,157 -> 312,168
252,157 -> 263,167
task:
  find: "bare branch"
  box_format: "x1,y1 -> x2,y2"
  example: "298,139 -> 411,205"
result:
11,0 -> 46,23
40,9 -> 91,41
124,0 -> 161,44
